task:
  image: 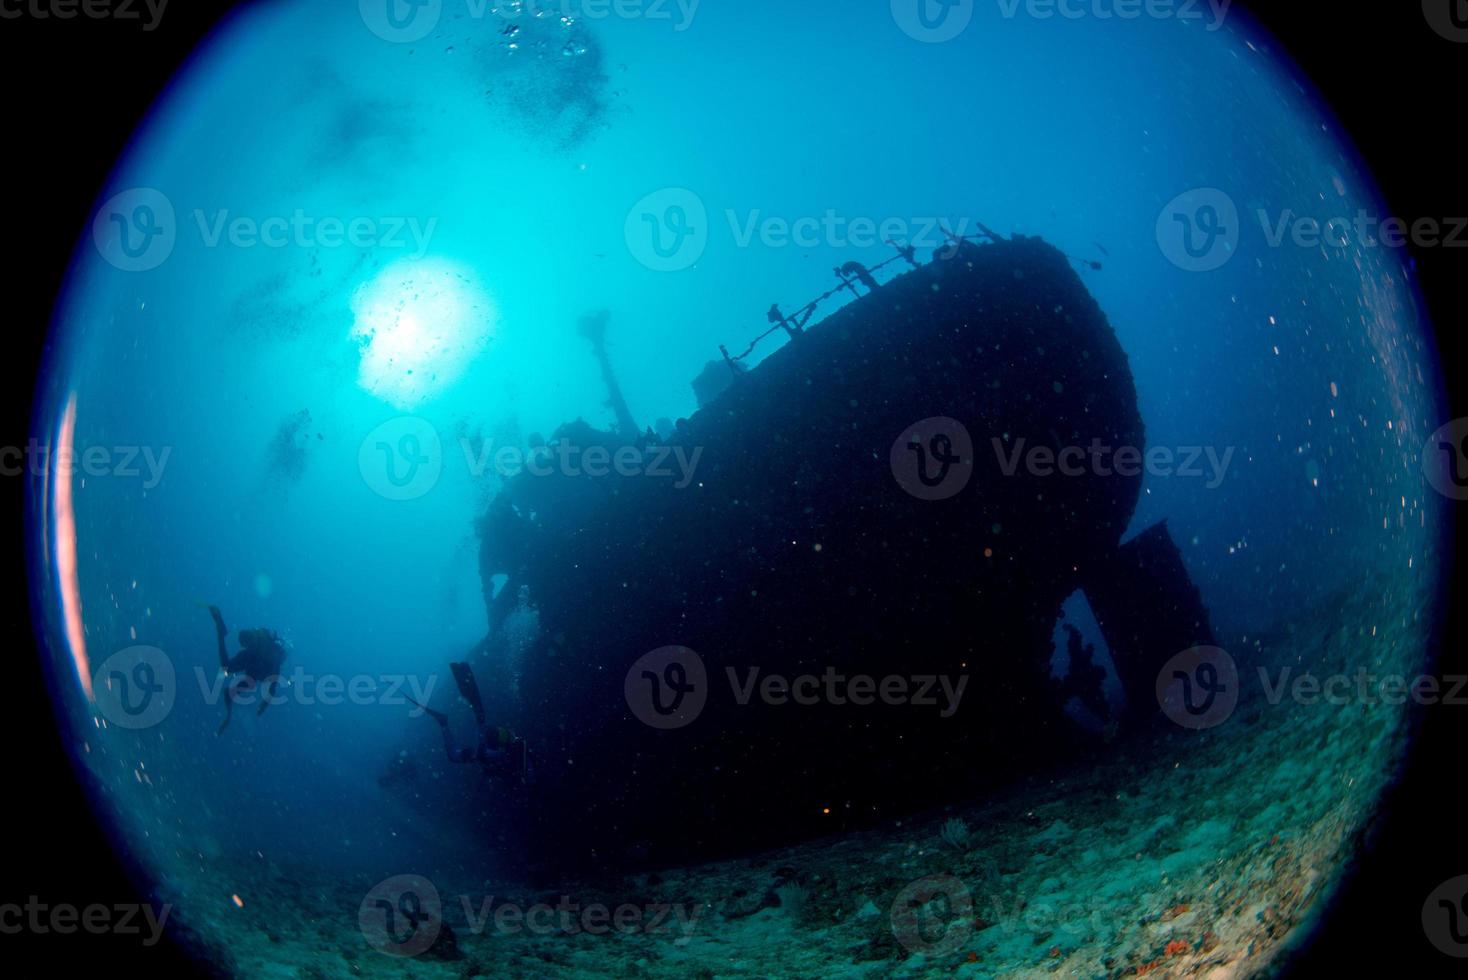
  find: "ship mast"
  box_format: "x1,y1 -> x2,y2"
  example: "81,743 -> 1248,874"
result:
578,310 -> 638,440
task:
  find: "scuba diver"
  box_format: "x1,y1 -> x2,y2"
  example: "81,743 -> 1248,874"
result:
408,662 -> 529,784
207,604 -> 288,735
1058,623 -> 1110,723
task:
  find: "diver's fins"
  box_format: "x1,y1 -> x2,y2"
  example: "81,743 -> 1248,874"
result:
206,605 -> 228,670
512,738 -> 529,785
449,662 -> 487,728
405,696 -> 447,726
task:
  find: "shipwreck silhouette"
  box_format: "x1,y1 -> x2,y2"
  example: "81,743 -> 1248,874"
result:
471,232 -> 1215,873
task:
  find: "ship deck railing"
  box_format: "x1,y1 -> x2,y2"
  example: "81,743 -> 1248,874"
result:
717,227 -> 1004,375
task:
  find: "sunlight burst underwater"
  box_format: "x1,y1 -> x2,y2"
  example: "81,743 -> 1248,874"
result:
349,257 -> 496,410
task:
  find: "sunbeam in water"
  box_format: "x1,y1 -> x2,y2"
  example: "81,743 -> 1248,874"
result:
349,257 -> 495,410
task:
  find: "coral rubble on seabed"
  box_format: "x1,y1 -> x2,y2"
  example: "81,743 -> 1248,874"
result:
163,572 -> 1426,979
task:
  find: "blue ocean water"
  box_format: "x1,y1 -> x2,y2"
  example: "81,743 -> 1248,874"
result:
29,1 -> 1446,974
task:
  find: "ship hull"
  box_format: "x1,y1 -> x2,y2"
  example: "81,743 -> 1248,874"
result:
481,237 -> 1147,872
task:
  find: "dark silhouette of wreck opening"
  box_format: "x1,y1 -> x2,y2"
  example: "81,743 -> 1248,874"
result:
472,233 -> 1214,876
